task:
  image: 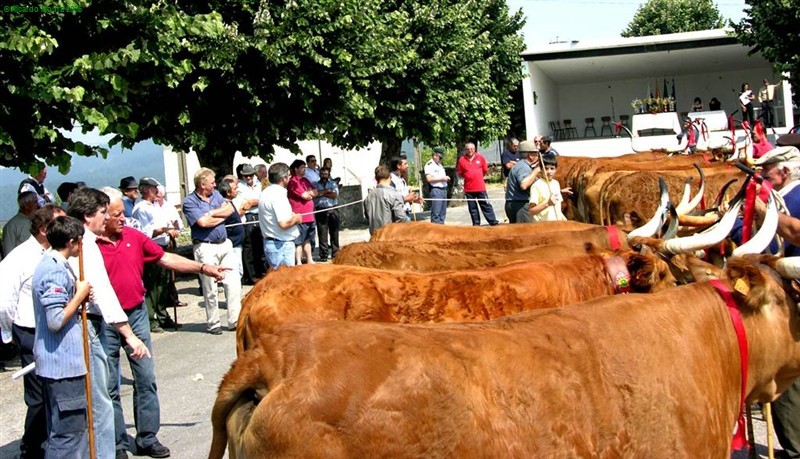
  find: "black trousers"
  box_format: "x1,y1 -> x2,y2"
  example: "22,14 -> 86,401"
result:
773,377 -> 800,458
241,213 -> 265,282
315,208 -> 340,259
13,324 -> 46,459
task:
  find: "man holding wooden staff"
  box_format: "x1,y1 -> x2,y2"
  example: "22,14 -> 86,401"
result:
67,188 -> 150,459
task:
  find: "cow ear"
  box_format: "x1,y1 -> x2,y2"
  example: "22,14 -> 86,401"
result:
724,257 -> 775,311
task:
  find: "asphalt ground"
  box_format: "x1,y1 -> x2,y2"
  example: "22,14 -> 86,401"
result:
0,185 -> 784,458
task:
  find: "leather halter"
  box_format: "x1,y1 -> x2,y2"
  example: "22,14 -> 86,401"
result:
709,279 -> 749,451
604,256 -> 631,294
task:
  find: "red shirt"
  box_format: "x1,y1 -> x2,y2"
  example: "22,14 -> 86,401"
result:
287,176 -> 316,223
456,153 -> 488,192
97,227 -> 164,310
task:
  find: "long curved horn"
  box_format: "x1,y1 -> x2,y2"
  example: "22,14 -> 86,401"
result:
662,201 -> 679,239
627,177 -> 669,241
662,198 -> 743,255
712,178 -> 738,208
676,164 -> 706,215
675,177 -> 692,213
732,192 -> 779,257
776,257 -> 800,279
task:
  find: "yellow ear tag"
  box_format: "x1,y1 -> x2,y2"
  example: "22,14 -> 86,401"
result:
734,278 -> 750,296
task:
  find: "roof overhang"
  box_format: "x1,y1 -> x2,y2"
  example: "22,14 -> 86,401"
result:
521,29 -> 772,85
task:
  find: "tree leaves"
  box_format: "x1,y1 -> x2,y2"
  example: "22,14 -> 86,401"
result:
621,0 -> 727,37
733,0 -> 800,107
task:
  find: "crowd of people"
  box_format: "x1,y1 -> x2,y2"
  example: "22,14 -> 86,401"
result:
0,155 -> 347,458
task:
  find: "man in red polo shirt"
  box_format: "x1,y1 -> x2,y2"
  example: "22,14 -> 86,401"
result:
96,187 -> 227,459
456,142 -> 499,226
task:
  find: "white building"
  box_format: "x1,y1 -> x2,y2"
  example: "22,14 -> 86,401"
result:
522,29 -> 795,157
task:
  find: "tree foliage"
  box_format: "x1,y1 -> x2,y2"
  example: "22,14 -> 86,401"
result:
621,0 -> 726,37
733,0 -> 800,107
0,0 -> 524,174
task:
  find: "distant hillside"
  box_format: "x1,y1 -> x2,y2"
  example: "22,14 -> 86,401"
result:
1,140 -> 165,223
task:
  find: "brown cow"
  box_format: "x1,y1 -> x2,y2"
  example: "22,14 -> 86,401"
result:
210,255 -> 800,458
336,225 -> 629,264
237,250 -> 675,354
334,242 -> 595,271
370,220 -> 596,243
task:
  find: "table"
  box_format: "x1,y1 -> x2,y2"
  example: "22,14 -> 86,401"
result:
687,110 -> 728,132
632,112 -> 681,136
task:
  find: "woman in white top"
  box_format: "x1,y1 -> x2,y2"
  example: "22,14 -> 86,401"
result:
739,82 -> 755,126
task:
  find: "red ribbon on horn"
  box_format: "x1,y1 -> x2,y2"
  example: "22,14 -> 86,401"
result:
741,180 -> 773,243
614,122 -> 623,135
728,114 -> 736,142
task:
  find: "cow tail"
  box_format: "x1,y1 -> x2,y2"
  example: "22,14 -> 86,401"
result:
208,346 -> 267,459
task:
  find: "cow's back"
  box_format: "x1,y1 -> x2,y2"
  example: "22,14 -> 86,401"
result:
216,284 -> 744,458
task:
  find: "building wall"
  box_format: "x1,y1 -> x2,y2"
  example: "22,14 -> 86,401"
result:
525,60 -> 792,142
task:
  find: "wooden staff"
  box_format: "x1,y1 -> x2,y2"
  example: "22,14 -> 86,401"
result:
765,402 -> 774,459
537,150 -> 552,210
78,239 -> 97,459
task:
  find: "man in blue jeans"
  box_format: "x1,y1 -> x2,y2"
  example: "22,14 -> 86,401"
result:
258,162 -> 303,270
97,187 -> 227,459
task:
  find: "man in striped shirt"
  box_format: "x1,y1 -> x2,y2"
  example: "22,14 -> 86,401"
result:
31,216 -> 92,457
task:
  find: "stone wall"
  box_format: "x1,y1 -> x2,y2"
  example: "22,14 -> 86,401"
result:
339,185 -> 367,229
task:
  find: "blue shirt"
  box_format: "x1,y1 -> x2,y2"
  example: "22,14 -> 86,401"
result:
505,160 -> 537,202
183,190 -> 229,243
314,179 -> 339,209
32,252 -> 86,379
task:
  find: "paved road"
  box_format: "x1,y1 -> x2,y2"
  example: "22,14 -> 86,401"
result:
0,185 -> 783,458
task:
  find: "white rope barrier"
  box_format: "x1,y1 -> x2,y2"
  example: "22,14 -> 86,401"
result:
224,196 -> 511,228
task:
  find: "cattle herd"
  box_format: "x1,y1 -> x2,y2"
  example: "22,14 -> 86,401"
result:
208,151 -> 800,458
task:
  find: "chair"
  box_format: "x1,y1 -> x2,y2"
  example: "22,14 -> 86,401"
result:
619,115 -> 630,129
584,117 -> 597,137
563,120 -> 578,139
600,116 -> 613,136
549,121 -> 565,140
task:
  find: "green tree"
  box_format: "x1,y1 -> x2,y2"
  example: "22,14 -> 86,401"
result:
1,0 -> 523,175
733,0 -> 800,107
621,0 -> 726,37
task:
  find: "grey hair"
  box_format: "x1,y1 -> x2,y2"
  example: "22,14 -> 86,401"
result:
776,162 -> 800,182
464,142 -> 476,150
194,167 -> 215,188
101,186 -> 123,203
268,163 -> 291,184
18,191 -> 39,209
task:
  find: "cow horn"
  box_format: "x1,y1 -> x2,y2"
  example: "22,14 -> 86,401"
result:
732,192 -> 779,257
662,201 -> 679,239
675,164 -> 706,216
627,177 -> 669,241
776,257 -> 800,279
662,199 -> 743,255
675,178 -> 692,213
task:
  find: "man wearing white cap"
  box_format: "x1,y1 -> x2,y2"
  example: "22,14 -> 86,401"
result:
751,144 -> 800,459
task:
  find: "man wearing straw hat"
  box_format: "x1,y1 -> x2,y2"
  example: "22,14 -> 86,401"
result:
504,140 -> 541,224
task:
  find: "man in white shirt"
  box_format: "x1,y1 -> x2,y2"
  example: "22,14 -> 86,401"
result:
390,156 -> 420,218
0,205 -> 64,459
67,187 -> 150,459
424,147 -> 450,224
259,163 -> 303,270
133,177 -> 180,332
303,155 -> 321,184
758,78 -> 779,127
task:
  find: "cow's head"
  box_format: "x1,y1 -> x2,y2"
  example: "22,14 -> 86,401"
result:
628,236 -> 723,285
725,255 -> 800,401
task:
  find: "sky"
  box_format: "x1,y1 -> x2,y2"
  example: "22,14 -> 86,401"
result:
506,0 -> 749,49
